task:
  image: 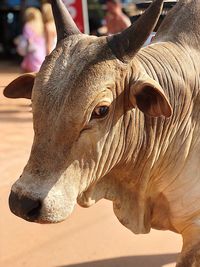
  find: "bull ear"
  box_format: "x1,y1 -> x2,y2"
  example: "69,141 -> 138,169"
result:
130,77 -> 172,118
3,73 -> 36,99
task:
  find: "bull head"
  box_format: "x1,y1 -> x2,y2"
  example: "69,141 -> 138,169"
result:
4,0 -> 172,227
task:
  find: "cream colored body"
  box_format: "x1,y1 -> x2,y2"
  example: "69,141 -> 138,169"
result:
4,0 -> 200,266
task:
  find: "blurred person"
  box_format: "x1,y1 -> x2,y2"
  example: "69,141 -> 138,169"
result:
42,3 -> 57,55
89,17 -> 107,36
15,7 -> 46,72
105,0 -> 131,35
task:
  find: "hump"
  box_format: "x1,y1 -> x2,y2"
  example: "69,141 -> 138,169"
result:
153,0 -> 200,48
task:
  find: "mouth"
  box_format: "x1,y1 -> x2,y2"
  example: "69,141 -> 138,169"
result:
9,189 -> 76,224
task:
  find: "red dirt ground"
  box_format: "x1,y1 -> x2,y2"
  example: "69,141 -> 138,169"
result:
0,61 -> 181,267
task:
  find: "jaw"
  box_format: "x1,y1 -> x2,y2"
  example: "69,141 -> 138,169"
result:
76,172 -> 121,210
77,172 -> 153,234
76,177 -> 111,208
77,192 -> 96,208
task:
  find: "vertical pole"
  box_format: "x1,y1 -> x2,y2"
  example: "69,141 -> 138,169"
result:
82,0 -> 89,34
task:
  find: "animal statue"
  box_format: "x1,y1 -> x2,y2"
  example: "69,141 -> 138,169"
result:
4,0 -> 200,266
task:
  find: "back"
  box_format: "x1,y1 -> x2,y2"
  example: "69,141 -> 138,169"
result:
154,0 -> 200,49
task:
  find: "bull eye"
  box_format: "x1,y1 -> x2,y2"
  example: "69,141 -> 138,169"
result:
91,105 -> 109,120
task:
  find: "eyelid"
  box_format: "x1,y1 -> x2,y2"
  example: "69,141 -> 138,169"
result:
95,99 -> 112,106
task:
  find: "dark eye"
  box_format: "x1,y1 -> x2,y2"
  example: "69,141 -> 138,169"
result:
91,105 -> 109,119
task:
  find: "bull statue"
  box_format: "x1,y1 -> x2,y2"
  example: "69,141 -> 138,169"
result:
4,0 -> 200,266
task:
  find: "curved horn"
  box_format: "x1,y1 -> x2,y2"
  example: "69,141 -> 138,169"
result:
50,0 -> 81,42
107,0 -> 164,63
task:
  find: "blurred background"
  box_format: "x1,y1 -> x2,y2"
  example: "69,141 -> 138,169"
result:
0,0 -> 176,59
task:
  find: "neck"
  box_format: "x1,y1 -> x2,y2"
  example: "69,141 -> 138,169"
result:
125,42 -> 199,172
83,41 -> 200,235
106,41 -> 200,233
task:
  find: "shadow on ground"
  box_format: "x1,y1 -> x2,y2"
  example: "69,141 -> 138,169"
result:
0,105 -> 32,123
0,61 -> 21,74
58,254 -> 178,267
0,116 -> 32,123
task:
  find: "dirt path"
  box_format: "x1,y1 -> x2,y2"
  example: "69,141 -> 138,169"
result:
0,62 -> 181,267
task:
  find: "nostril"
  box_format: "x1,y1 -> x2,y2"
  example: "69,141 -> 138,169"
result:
27,200 -> 42,219
9,190 -> 42,221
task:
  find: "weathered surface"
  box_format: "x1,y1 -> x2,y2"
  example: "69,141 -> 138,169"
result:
3,1 -> 200,266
